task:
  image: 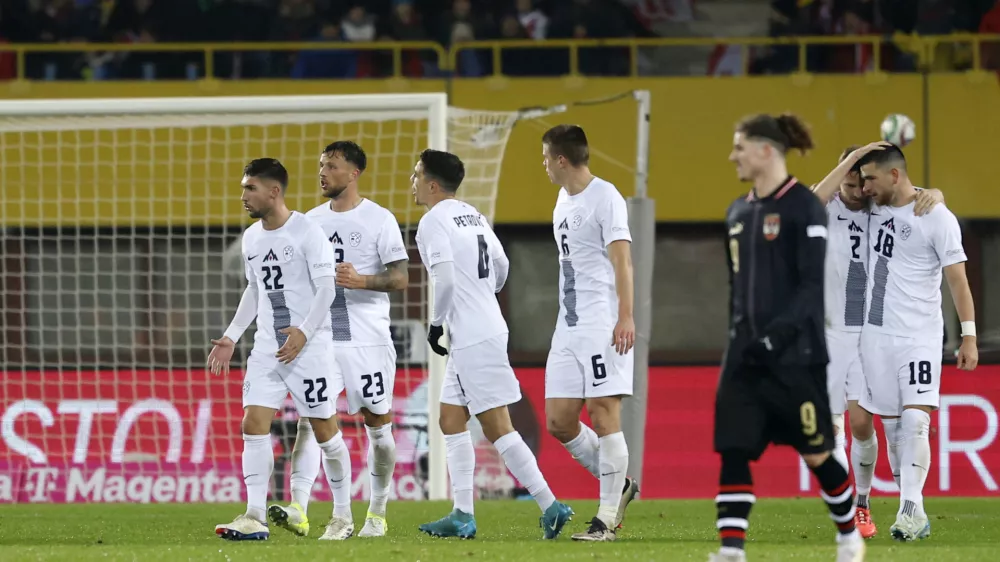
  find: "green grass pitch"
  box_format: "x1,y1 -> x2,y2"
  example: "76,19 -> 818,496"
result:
1,498 -> 998,561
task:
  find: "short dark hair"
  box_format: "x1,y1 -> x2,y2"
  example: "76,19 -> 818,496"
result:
736,113 -> 814,155
857,143 -> 907,171
420,149 -> 465,193
243,158 -> 289,192
324,140 -> 367,172
542,124 -> 589,166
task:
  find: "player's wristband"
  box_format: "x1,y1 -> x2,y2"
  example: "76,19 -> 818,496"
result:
961,321 -> 976,338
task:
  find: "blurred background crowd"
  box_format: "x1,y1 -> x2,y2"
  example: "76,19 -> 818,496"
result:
1,0 -> 999,81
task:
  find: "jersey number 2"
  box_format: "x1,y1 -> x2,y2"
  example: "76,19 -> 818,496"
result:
477,234 -> 490,279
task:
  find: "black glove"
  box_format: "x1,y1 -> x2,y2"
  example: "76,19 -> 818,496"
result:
428,324 -> 448,356
743,325 -> 795,364
743,335 -> 777,364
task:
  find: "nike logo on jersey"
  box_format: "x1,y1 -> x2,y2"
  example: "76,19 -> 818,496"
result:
371,398 -> 385,405
917,389 -> 932,394
860,462 -> 874,467
837,215 -> 848,220
308,402 -> 324,408
247,254 -> 259,261
592,380 -> 608,387
263,249 -> 279,262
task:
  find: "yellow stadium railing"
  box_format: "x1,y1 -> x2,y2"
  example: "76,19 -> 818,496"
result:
1,34 -> 999,80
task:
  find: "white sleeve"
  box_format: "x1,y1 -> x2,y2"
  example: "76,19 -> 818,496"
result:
377,213 -> 409,265
223,257 -> 259,343
931,209 -> 967,268
600,190 -> 632,246
487,227 -> 509,293
297,276 -> 337,341
416,215 -> 453,267
430,261 -> 455,327
303,222 -> 337,281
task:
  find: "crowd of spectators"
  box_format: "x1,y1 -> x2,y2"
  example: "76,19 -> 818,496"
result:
0,0 -> 645,79
1,0 -> 999,80
755,0 -> 1000,73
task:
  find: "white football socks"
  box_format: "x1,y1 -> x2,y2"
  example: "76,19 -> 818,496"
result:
494,431 -> 556,512
445,431 -> 476,515
596,432 -> 629,528
850,431 -> 878,505
831,415 -> 849,471
899,409 -> 931,518
562,422 -> 600,479
366,423 -> 397,517
290,418 -> 321,512
242,433 -> 274,523
318,431 -> 353,519
882,417 -> 902,487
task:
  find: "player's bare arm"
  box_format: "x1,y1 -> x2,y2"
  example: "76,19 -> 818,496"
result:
913,188 -> 944,216
943,262 -> 979,371
335,259 -> 408,291
811,141 -> 891,204
607,239 -> 635,355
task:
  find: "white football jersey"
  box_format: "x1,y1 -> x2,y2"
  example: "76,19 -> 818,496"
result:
552,177 -> 632,332
241,212 -> 337,356
416,199 -> 508,349
864,199 -> 966,338
305,199 -> 408,347
824,194 -> 870,332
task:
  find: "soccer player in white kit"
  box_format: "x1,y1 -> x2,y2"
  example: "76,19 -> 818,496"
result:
856,145 -> 978,541
207,158 -> 351,541
810,143 -> 943,538
267,142 -> 409,539
539,125 -> 638,542
410,149 -> 574,540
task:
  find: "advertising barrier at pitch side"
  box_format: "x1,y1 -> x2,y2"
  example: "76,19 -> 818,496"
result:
1,366 -> 997,503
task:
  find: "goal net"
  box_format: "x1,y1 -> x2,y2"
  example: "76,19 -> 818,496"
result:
0,94 -> 523,504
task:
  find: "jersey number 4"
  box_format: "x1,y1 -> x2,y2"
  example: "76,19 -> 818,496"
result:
477,234 -> 490,279
262,266 -> 284,290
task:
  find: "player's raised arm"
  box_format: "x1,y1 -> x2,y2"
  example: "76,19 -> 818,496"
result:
276,222 -> 338,364
336,214 -> 409,292
208,252 -> 259,376
759,192 -> 827,353
811,142 -> 890,204
933,210 -> 978,370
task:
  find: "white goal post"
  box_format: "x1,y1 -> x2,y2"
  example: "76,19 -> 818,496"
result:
0,92 -> 532,504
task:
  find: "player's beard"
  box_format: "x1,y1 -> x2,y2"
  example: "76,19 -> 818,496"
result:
323,183 -> 348,199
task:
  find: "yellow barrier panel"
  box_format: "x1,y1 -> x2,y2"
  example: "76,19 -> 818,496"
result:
2,35 -> 1000,224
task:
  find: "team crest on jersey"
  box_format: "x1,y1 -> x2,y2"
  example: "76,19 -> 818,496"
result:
283,245 -> 294,260
763,213 -> 781,241
263,249 -> 279,262
571,215 -> 583,230
349,232 -> 362,247
900,223 -> 912,240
